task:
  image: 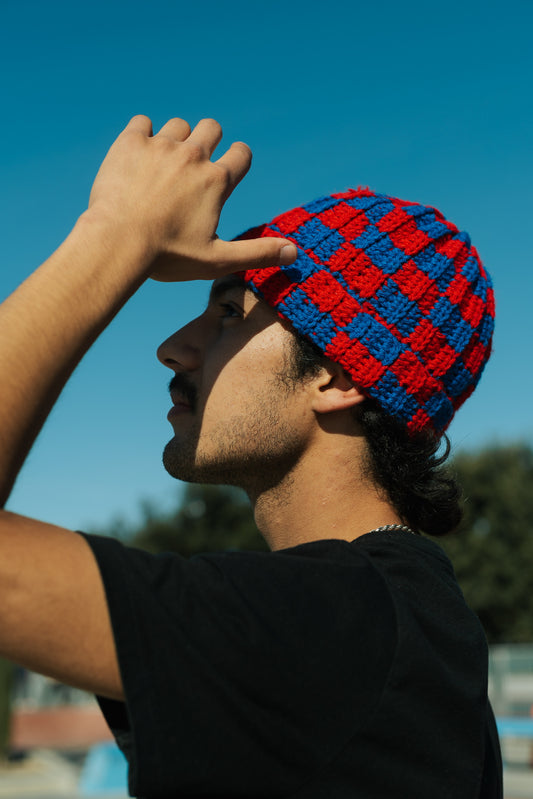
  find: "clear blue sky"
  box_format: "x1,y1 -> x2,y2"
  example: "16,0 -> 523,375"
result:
1,0 -> 532,532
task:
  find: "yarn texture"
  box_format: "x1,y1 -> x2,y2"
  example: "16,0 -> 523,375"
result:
240,189 -> 495,435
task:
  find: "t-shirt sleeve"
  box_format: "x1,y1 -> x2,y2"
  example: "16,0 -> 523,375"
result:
82,533 -> 396,798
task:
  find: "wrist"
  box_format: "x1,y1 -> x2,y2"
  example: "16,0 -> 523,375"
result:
74,207 -> 156,281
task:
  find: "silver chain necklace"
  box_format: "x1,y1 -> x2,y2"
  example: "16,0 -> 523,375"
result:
368,523 -> 418,536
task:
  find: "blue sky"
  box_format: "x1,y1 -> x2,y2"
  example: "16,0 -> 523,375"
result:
1,0 -> 532,532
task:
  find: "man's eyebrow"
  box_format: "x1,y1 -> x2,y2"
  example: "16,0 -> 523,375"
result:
207,275 -> 249,305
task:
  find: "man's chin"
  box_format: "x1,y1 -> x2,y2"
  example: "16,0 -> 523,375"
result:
162,439 -> 234,486
162,438 -> 198,482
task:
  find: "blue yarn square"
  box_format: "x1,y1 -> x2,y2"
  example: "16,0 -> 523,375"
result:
404,206 -> 450,239
414,244 -> 452,283
373,281 -> 420,333
432,256 -> 457,292
392,301 -> 422,338
477,311 -> 495,347
303,195 -> 343,214
344,194 -> 384,212
292,217 -> 334,250
281,250 -> 321,283
417,214 -> 450,241
456,230 -> 472,247
430,297 -> 473,352
343,312 -> 402,366
424,392 -> 454,430
445,312 -> 473,352
401,204 -> 427,219
471,279 -> 489,302
429,295 -> 452,327
351,222 -> 383,250
370,371 -> 419,422
365,235 -> 409,274
363,198 -> 395,225
280,289 -> 337,350
313,229 -> 346,262
462,253 -> 482,284
442,359 -> 474,399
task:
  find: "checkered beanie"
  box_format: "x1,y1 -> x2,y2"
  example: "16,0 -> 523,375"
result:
240,188 -> 495,435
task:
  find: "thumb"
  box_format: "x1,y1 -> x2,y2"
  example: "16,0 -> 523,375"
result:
212,237 -> 298,271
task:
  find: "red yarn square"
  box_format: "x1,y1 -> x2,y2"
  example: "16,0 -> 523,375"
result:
426,343 -> 458,377
303,270 -> 362,326
408,407 -> 432,433
446,272 -> 469,305
436,236 -> 469,266
334,249 -> 387,298
460,292 -> 486,328
393,350 -> 440,400
303,270 -> 349,313
389,220 -> 432,256
462,335 -> 486,375
409,319 -> 449,358
393,260 -> 437,302
272,208 -> 312,235
337,213 -> 371,242
325,332 -> 386,386
319,201 -> 363,234
245,268 -> 293,305
376,205 -> 412,233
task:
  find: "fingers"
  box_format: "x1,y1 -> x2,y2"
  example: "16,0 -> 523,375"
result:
123,115 -> 154,136
187,118 -> 223,156
213,237 -> 298,272
157,117 -> 191,142
215,141 -> 253,194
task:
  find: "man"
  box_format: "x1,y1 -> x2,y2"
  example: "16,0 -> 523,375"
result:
0,116 -> 501,797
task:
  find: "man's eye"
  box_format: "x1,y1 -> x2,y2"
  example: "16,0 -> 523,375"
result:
219,303 -> 241,319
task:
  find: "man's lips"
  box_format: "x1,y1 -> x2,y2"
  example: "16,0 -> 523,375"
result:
170,390 -> 192,410
168,401 -> 192,419
168,389 -> 194,419
167,375 -> 198,417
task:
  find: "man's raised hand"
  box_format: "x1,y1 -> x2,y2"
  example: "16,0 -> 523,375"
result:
87,115 -> 297,281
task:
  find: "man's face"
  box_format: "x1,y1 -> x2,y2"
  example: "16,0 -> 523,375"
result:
157,276 -> 315,493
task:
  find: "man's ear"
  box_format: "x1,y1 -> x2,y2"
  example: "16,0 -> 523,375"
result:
310,362 -> 366,414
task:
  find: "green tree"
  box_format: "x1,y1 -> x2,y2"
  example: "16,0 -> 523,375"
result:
441,443 -> 533,643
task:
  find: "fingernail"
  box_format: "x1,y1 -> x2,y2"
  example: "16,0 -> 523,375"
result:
279,244 -> 297,266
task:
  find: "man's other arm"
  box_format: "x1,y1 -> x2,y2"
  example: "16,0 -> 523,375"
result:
0,115 -> 296,700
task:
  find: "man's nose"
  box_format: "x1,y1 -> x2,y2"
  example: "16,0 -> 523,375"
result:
156,317 -> 203,372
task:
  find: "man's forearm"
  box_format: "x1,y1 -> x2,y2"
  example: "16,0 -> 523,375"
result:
0,212 -> 150,504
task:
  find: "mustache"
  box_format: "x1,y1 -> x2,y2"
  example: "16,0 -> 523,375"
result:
168,374 -> 198,412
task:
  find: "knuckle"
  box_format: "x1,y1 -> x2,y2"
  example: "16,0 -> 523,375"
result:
212,164 -> 231,183
182,142 -> 204,162
208,162 -> 231,187
153,134 -> 175,152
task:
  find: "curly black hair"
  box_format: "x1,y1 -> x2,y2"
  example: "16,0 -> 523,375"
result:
289,332 -> 462,537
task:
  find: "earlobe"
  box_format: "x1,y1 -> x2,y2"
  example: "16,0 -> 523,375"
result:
311,365 -> 366,414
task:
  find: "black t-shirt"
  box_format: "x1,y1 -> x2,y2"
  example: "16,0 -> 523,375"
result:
83,529 -> 502,798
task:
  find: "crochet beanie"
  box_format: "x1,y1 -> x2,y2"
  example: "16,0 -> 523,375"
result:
240,189 -> 495,436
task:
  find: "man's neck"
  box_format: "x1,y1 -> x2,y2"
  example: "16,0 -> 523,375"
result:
249,433 -> 402,552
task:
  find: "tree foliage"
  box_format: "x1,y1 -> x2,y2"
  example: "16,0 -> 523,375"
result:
125,443 -> 533,644
131,483 -> 266,558
441,443 -> 533,643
